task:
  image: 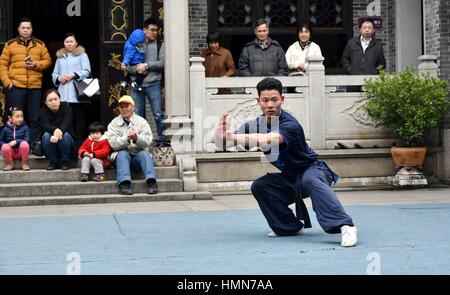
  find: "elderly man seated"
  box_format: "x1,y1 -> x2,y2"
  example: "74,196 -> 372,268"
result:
106,95 -> 157,195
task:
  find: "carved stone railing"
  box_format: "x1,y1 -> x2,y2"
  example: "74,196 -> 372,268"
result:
189,55 -> 439,153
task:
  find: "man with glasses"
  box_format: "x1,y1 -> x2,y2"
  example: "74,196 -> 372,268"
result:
125,18 -> 169,145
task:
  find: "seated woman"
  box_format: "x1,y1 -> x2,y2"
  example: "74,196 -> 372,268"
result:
285,24 -> 323,76
201,32 -> 236,94
38,88 -> 75,170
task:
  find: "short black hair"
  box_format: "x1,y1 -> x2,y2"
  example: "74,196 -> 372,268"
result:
88,122 -> 106,134
297,24 -> 313,40
256,78 -> 283,97
358,17 -> 375,28
206,32 -> 220,43
255,18 -> 269,29
144,18 -> 159,29
18,17 -> 32,27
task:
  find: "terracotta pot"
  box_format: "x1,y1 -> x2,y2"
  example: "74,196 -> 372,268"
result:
390,147 -> 427,168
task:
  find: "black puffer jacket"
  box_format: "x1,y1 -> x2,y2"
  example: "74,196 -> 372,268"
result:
238,39 -> 288,76
341,35 -> 386,75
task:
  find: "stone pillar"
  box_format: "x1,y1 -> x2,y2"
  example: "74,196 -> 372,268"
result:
395,0 -> 423,71
163,0 -> 193,153
417,55 -> 439,77
189,57 -> 207,153
418,55 -> 440,148
418,55 -> 450,183
307,56 -> 326,150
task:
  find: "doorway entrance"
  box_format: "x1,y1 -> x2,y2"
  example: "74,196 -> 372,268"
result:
11,0 -> 101,124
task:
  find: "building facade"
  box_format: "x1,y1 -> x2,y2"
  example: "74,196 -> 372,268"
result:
0,1 -> 448,181
0,0 -> 447,122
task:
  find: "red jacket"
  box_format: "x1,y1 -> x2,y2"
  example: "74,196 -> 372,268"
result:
78,136 -> 112,168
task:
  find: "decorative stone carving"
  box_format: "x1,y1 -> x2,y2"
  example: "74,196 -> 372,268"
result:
207,88 -> 219,95
177,155 -> 198,192
341,98 -> 377,127
227,98 -> 261,127
244,88 -> 258,95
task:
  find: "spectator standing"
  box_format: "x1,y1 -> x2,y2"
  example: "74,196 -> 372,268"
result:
0,17 -> 51,147
125,18 -> 169,145
52,33 -> 91,150
285,24 -> 323,76
201,32 -> 236,78
341,17 -> 386,91
238,18 -> 288,77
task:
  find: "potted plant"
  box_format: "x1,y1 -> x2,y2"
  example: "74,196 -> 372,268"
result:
363,68 -> 449,185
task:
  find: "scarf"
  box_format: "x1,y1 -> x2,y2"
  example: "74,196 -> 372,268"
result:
299,40 -> 311,50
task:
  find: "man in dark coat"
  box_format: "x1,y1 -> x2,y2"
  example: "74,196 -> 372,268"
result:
342,17 -> 386,75
238,19 -> 288,77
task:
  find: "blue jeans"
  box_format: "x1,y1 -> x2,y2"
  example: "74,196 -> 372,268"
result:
132,83 -> 166,139
42,132 -> 74,162
114,150 -> 156,184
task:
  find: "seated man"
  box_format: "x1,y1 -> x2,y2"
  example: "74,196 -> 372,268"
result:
106,95 -> 157,195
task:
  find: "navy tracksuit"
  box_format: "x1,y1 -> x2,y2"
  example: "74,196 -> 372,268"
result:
237,110 -> 354,235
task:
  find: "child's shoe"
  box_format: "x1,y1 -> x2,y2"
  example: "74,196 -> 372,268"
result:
21,161 -> 30,171
80,173 -> 89,182
93,173 -> 106,182
3,163 -> 14,171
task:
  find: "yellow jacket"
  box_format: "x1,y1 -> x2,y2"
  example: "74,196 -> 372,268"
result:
0,37 -> 52,89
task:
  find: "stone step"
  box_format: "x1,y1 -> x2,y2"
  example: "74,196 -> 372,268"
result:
0,179 -> 183,198
0,191 -> 213,207
0,156 -> 177,171
0,166 -> 179,184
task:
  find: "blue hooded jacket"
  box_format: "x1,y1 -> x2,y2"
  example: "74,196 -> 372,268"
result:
0,121 -> 30,150
123,29 -> 146,65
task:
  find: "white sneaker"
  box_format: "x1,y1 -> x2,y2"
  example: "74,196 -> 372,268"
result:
341,225 -> 358,247
267,227 -> 304,237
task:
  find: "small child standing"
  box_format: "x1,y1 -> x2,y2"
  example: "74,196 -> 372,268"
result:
78,122 -> 111,182
121,29 -> 147,91
0,107 -> 31,171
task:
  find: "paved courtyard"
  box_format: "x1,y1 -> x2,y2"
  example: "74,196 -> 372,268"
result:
0,188 -> 449,275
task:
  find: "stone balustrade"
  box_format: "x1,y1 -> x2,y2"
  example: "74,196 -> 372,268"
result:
188,56 -> 440,153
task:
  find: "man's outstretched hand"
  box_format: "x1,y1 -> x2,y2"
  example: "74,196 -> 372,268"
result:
214,113 -> 233,149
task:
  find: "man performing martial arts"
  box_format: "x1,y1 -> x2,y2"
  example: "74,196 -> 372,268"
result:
214,78 -> 358,247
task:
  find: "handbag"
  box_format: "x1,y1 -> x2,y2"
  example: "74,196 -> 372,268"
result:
31,140 -> 43,157
152,145 -> 175,167
74,73 -> 100,101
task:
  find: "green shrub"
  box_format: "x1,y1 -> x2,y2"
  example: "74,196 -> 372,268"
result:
363,68 -> 449,147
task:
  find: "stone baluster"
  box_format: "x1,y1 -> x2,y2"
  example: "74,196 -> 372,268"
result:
306,56 -> 326,150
